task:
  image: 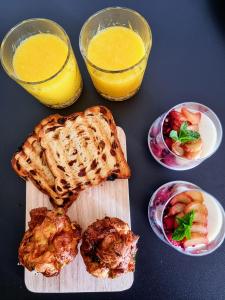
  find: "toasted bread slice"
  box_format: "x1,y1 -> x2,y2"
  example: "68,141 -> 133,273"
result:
38,106 -> 131,195
11,115 -> 77,209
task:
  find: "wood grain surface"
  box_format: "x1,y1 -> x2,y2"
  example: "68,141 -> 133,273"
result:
24,126 -> 133,293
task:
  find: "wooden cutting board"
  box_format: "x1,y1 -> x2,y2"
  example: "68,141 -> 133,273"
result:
25,126 -> 133,293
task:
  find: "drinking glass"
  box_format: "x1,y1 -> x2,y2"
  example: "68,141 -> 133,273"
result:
0,18 -> 82,108
79,7 -> 152,101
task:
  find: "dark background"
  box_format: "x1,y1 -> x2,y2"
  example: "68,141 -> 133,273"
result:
1,0 -> 225,299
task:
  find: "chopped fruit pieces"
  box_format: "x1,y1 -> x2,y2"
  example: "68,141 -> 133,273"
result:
187,124 -> 199,132
184,191 -> 204,203
171,142 -> 184,156
170,194 -> 192,205
163,216 -> 174,231
170,122 -> 200,144
172,210 -> 195,241
174,212 -> 185,228
167,233 -> 181,247
183,139 -> 203,153
193,212 -> 207,224
169,110 -> 186,131
181,108 -> 201,125
164,137 -> 173,149
184,150 -> 202,160
168,203 -> 186,216
163,107 -> 203,160
183,233 -> 208,248
191,224 -> 208,235
184,202 -> 208,216
163,190 -> 208,252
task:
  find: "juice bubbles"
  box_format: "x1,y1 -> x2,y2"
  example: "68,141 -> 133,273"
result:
13,33 -> 82,108
86,26 -> 147,100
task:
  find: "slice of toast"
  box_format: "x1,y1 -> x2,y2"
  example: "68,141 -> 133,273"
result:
38,106 -> 131,196
11,115 -> 77,209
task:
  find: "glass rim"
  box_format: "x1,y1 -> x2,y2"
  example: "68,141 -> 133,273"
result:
148,180 -> 225,256
79,6 -> 152,74
0,18 -> 71,85
160,102 -> 223,163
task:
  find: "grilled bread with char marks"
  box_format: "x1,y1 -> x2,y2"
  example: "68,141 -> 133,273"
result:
38,106 -> 131,196
11,115 -> 77,209
12,106 -> 130,208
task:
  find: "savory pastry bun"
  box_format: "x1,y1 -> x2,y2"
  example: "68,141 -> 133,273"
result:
18,207 -> 81,277
80,217 -> 139,278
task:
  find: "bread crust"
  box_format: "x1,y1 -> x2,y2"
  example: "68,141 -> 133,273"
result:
37,106 -> 131,196
11,114 -> 77,209
12,106 -> 130,209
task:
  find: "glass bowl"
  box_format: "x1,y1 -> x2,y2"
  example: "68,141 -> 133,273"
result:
148,102 -> 222,170
148,181 -> 225,256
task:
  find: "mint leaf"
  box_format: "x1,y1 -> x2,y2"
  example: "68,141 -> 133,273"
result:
181,210 -> 195,225
180,121 -> 188,133
169,130 -> 179,141
185,227 -> 191,240
169,122 -> 200,144
172,227 -> 186,241
172,210 -> 195,241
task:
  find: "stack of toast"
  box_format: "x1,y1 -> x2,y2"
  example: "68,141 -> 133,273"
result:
12,106 -> 131,209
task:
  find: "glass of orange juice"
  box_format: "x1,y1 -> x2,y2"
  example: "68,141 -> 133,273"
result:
79,7 -> 152,101
0,18 -> 82,108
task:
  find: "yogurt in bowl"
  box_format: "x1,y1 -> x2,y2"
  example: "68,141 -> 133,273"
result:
148,181 -> 225,256
148,102 -> 222,170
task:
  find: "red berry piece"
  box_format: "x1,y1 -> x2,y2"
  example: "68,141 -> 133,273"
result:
167,233 -> 181,247
163,216 -> 174,231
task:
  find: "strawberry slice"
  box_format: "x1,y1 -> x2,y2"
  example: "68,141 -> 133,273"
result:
181,108 -> 201,125
164,137 -> 173,149
169,110 -> 187,131
170,193 -> 192,205
183,233 -> 208,248
163,216 -> 175,231
163,120 -> 172,136
168,203 -> 186,216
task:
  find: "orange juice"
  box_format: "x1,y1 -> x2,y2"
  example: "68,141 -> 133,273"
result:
87,26 -> 148,100
13,33 -> 82,107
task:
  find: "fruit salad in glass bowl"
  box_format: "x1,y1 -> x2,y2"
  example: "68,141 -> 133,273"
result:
148,181 -> 225,256
148,102 -> 222,170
